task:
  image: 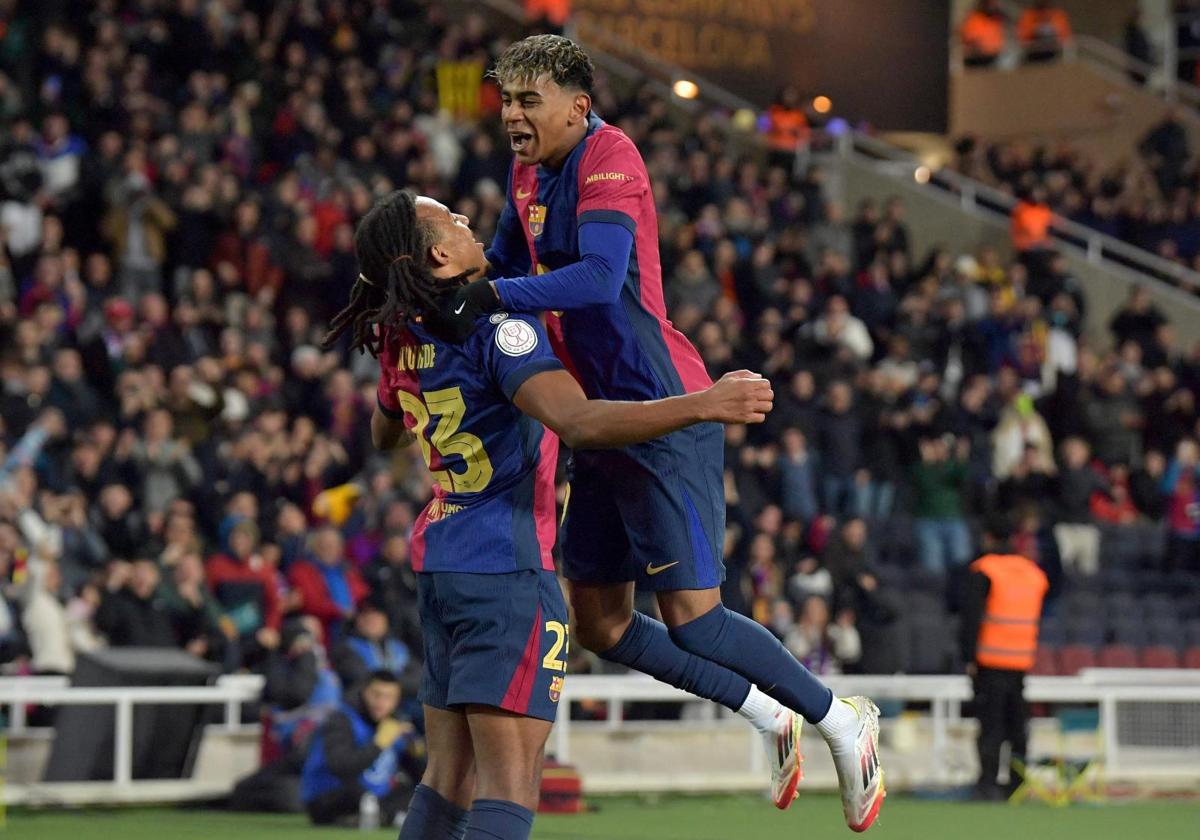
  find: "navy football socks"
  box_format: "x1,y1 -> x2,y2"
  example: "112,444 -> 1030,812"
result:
398,784 -> 469,840
464,798 -> 535,840
600,611 -> 751,710
669,604 -> 834,723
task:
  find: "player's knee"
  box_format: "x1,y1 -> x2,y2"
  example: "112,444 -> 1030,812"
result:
421,755 -> 475,808
573,613 -> 631,654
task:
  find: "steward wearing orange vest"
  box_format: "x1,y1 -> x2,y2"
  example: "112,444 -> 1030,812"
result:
960,516 -> 1049,800
960,0 -> 1007,68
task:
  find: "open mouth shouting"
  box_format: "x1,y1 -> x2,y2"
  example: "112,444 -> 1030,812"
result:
509,131 -> 534,155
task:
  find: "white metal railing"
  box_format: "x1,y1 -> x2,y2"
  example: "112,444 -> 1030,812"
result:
554,672 -> 1200,785
843,130 -> 1200,310
0,674 -> 263,787
2,671 -> 1197,798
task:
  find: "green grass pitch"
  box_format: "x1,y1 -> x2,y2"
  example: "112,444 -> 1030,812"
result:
5,794 -> 1198,839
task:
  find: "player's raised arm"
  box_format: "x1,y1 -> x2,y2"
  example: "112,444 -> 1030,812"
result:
513,368 -> 774,450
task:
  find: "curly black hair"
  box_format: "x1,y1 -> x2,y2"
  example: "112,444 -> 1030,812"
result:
322,191 -> 473,356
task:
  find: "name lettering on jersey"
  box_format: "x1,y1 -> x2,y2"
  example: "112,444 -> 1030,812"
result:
585,171 -> 633,185
396,343 -> 436,371
528,203 -> 546,237
426,498 -> 465,522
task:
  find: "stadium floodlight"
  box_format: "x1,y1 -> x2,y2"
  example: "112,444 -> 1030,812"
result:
672,79 -> 700,100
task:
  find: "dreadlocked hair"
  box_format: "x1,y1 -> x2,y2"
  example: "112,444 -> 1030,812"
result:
322,190 -> 472,356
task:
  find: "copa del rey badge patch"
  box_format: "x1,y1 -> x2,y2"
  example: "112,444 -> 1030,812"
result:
495,317 -> 538,356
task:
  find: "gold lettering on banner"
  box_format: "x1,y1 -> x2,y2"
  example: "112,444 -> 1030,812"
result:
574,9 -> 792,72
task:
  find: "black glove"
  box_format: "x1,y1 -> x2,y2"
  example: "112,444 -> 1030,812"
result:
432,278 -> 502,343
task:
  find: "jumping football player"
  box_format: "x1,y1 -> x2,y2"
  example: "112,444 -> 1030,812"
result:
324,189 -> 776,840
439,35 -> 884,831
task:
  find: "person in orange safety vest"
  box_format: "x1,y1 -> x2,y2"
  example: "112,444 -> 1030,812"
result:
1018,0 -> 1072,63
960,0 -> 1007,68
960,515 -> 1050,800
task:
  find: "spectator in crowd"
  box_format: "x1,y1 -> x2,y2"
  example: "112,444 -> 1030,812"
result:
1139,107 -> 1191,197
95,558 -> 183,648
1085,368 -> 1144,467
1163,438 -> 1200,571
0,1 -> 1197,716
1131,449 -> 1168,519
779,428 -> 819,523
206,519 -> 282,665
816,381 -> 865,516
362,532 -> 422,658
289,526 -> 369,644
1124,12 -> 1154,84
960,0 -> 1008,68
1110,287 -> 1167,356
131,409 -> 203,515
231,615 -> 341,815
19,559 -> 74,675
783,594 -> 862,676
808,295 -> 874,363
912,435 -> 973,575
159,550 -> 226,660
1053,438 -> 1107,576
1017,0 -> 1073,62
332,601 -> 413,695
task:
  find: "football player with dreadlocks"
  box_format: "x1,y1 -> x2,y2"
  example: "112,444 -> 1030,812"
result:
325,189 -> 774,840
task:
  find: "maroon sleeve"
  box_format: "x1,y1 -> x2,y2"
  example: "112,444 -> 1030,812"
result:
575,130 -> 649,231
375,329 -> 406,419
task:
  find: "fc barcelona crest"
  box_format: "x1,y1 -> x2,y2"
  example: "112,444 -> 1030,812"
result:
549,675 -> 564,703
528,204 -> 547,237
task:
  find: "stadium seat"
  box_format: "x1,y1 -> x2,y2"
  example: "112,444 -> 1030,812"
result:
908,618 -> 953,674
1065,617 -> 1106,647
1098,644 -> 1139,668
1103,591 -> 1137,613
1031,645 -> 1060,676
1038,618 -> 1065,647
905,590 -> 946,618
1098,568 -> 1135,593
1184,621 -> 1200,648
1140,594 -> 1178,621
1109,619 -> 1149,647
1057,645 -> 1098,676
1139,646 -> 1181,669
1147,618 -> 1183,649
1064,591 -> 1102,618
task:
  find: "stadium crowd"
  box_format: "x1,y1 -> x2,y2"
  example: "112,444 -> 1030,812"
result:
1,0 -> 1199,744
953,108 -> 1200,285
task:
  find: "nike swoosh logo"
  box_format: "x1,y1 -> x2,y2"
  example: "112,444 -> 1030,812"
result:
454,301 -> 466,314
516,187 -> 532,199
645,561 -> 680,576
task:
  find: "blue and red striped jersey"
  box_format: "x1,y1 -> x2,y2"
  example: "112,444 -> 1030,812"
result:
488,113 -> 712,404
375,313 -> 563,574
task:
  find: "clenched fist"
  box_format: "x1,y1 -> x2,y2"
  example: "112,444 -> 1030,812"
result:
700,370 -> 775,425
